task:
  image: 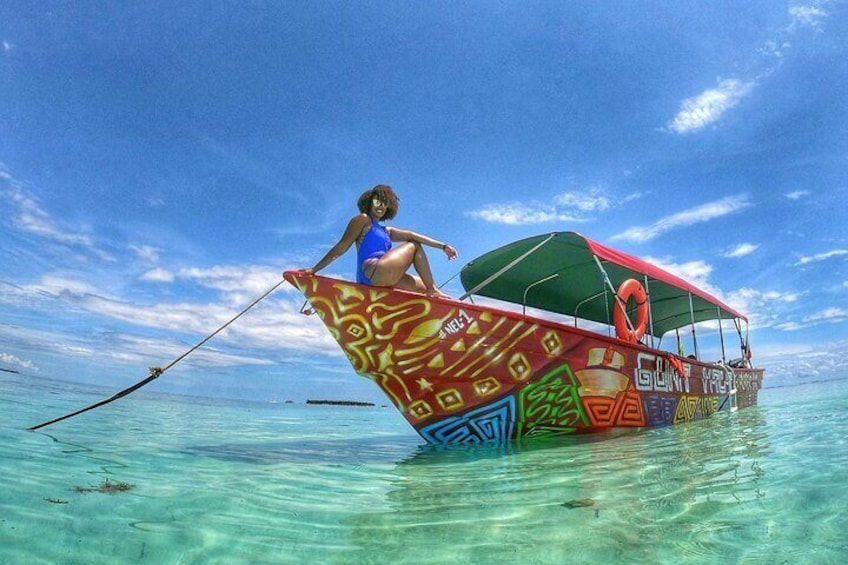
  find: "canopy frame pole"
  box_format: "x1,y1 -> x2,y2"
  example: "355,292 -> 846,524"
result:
643,274 -> 655,348
522,273 -> 559,316
592,255 -> 637,338
459,233 -> 557,301
574,291 -> 607,327
688,293 -> 699,360
717,306 -> 727,364
733,318 -> 746,363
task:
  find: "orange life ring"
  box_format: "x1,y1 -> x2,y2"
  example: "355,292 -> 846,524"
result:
613,279 -> 648,343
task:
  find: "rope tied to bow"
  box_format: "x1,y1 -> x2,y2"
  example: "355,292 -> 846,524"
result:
28,279 -> 285,431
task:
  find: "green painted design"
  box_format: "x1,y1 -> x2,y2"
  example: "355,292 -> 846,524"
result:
516,364 -> 590,437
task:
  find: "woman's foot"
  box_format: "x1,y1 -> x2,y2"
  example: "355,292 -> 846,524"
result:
425,286 -> 449,298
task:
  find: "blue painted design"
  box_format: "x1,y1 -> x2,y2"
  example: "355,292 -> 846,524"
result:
643,394 -> 678,426
419,396 -> 516,444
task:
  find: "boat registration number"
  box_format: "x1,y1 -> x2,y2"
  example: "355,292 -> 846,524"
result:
439,310 -> 474,340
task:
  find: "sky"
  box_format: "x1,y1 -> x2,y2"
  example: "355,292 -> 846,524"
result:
1,1 -> 846,405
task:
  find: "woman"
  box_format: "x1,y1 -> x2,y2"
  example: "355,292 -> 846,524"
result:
302,185 -> 457,296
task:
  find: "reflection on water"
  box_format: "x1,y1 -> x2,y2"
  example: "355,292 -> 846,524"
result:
186,408 -> 773,562
336,409 -> 771,563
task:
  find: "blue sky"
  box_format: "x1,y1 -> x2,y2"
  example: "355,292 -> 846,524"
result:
1,1 -> 846,403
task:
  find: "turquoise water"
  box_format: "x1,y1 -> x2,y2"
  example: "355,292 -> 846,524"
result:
2,373 -> 847,564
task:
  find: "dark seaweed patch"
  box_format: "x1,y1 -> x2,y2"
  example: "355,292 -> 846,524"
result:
74,478 -> 134,495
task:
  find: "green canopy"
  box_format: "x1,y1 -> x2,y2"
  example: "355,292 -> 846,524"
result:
459,232 -> 746,338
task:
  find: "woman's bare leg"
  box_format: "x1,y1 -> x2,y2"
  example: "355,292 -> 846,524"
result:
393,273 -> 426,293
369,242 -> 444,295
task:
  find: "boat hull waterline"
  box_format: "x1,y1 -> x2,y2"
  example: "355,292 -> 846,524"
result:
284,271 -> 763,444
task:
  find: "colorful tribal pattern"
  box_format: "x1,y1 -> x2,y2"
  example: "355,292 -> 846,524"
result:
284,272 -> 764,444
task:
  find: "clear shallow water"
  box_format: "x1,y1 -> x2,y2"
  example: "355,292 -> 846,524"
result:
2,374 -> 847,564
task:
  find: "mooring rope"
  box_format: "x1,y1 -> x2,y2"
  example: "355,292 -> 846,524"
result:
28,279 -> 286,431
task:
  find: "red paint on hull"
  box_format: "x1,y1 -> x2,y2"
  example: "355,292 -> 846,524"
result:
285,271 -> 764,444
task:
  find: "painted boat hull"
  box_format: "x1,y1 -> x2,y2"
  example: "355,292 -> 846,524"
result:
284,272 -> 764,444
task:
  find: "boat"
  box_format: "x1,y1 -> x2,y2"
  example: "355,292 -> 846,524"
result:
283,231 -> 764,444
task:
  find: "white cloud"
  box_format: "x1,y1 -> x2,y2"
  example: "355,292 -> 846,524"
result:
175,265 -> 296,305
667,79 -> 755,134
725,243 -> 760,258
730,288 -> 803,307
789,5 -> 828,28
468,188 -> 615,226
611,194 -> 751,243
769,306 -> 847,333
755,338 -> 848,387
795,249 -> 848,266
8,187 -> 95,247
131,244 -> 161,262
140,268 -> 175,283
0,352 -> 37,371
72,292 -> 338,356
3,183 -> 114,260
622,192 -> 646,203
467,202 -> 566,226
759,39 -> 791,58
101,334 -> 275,368
643,256 -> 715,290
785,190 -> 810,200
2,263 -> 338,360
25,275 -> 103,297
553,191 -> 610,213
803,307 -> 848,324
2,41 -> 13,52
725,287 -> 804,331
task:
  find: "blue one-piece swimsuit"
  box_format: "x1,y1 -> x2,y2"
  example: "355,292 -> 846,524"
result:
356,217 -> 392,285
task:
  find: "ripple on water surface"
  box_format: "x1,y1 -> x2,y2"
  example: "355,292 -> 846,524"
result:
2,375 -> 848,563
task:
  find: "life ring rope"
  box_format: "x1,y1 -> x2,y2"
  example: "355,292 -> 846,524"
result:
613,278 -> 649,343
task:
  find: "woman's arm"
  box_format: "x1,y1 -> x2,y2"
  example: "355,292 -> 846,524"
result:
303,215 -> 369,274
389,227 -> 458,260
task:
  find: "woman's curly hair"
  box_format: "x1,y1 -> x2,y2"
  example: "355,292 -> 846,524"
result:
357,184 -> 400,220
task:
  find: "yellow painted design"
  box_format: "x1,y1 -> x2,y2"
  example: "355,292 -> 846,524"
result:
416,377 -> 433,391
687,396 -> 699,417
346,324 -> 365,338
473,377 -> 501,397
376,344 -> 394,371
450,339 -> 466,352
369,299 -> 432,338
405,314 -> 453,345
368,289 -> 390,302
468,324 -> 538,380
436,388 -> 464,411
442,318 -> 507,377
508,352 -> 531,381
479,311 -> 493,323
466,322 -> 481,335
673,395 -> 701,424
335,284 -> 365,312
365,371 -> 412,405
427,352 -> 445,369
542,330 -> 562,356
408,400 -> 433,420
